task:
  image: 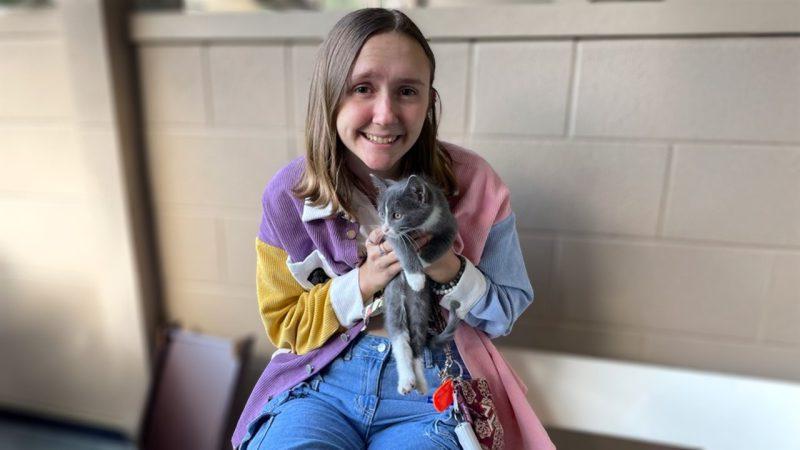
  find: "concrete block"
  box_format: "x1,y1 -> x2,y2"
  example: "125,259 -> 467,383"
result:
472,41 -> 573,136
208,44 -> 287,127
555,238 -> 772,340
0,41 -> 73,118
665,144 -> 800,245
430,42 -> 469,135
155,213 -> 221,282
470,138 -> 669,236
145,132 -> 290,209
761,254 -> 800,345
575,38 -> 800,142
139,45 -> 206,124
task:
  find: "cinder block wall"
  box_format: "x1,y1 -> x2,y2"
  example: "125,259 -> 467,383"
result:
1,4 -> 150,434
138,27 -> 800,381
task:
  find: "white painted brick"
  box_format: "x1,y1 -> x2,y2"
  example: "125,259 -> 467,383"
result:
155,213 -> 221,282
470,139 -> 669,235
643,334 -> 800,382
472,41 -> 572,136
293,130 -> 306,157
665,144 -> 800,246
138,45 -> 206,124
438,135 -> 467,148
761,254 -> 800,345
0,127 -> 87,197
0,41 -> 73,119
291,44 -> 320,132
575,38 -> 800,142
145,132 -> 290,209
501,321 -> 646,362
208,45 -> 287,127
430,42 -> 469,135
224,217 -> 261,285
0,201 -> 98,276
555,238 -> 772,340
519,234 -> 557,321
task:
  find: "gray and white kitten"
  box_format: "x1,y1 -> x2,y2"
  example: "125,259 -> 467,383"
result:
371,174 -> 461,395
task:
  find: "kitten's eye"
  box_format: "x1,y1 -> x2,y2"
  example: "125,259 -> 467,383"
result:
392,212 -> 403,220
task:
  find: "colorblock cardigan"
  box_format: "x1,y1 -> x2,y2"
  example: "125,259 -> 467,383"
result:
232,142 -> 554,449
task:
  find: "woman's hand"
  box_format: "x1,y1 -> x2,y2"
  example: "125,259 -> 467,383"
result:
416,233 -> 461,284
359,229 -> 402,301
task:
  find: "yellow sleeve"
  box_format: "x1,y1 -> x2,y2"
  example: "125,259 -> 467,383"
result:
256,238 -> 344,354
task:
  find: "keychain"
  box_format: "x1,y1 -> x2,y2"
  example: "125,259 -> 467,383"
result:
433,344 -> 482,450
453,391 -> 482,450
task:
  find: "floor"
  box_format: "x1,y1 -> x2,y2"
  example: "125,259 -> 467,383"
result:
0,412 -> 136,450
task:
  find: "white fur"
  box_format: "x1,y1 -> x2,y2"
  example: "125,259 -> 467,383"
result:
406,272 -> 426,292
417,206 -> 441,268
419,206 -> 441,232
391,333 -> 417,395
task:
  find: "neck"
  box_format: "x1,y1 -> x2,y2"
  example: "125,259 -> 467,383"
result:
345,154 -> 402,202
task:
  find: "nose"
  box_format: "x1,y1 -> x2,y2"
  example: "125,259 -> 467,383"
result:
372,92 -> 398,126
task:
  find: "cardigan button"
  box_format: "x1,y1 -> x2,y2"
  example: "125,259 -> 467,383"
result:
305,364 -> 314,374
346,229 -> 357,239
340,333 -> 349,342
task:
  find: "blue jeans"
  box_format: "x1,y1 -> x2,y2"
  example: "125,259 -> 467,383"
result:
240,334 -> 470,449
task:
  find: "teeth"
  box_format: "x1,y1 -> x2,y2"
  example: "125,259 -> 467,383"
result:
364,133 -> 399,144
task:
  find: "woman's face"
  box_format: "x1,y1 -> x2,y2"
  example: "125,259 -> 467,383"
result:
336,32 -> 431,180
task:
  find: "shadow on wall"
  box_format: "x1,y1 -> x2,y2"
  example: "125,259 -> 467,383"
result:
497,181 -> 610,357
0,261 -> 111,415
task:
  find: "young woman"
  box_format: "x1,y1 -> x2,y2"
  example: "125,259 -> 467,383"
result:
232,8 -> 554,450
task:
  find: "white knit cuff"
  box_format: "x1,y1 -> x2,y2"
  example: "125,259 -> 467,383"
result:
329,268 -> 364,327
438,259 -> 487,319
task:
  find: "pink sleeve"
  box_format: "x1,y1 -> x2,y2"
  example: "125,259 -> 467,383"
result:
447,143 -> 512,265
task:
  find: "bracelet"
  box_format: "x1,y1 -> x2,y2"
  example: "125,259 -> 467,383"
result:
430,255 -> 466,296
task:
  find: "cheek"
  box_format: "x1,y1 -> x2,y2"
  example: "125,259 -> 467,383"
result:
337,104 -> 369,133
403,104 -> 428,132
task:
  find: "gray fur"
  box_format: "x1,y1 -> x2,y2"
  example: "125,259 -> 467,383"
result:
370,174 -> 461,394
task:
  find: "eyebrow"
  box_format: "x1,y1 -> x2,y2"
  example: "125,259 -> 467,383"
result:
350,71 -> 426,87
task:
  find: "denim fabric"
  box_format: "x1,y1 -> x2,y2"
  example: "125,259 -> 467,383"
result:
239,334 -> 470,450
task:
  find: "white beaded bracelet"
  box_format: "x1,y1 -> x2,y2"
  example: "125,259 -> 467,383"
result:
431,255 -> 466,296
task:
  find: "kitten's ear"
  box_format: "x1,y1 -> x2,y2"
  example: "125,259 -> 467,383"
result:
406,175 -> 427,203
369,173 -> 389,195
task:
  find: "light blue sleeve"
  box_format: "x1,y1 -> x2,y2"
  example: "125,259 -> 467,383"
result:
461,213 -> 534,338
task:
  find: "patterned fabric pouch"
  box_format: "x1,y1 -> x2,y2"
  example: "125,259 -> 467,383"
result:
442,343 -> 505,450
431,301 -> 504,449
452,376 -> 505,449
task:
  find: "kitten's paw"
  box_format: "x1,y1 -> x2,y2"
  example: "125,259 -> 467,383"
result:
415,376 -> 428,395
397,375 -> 417,395
413,358 -> 427,394
406,272 -> 426,291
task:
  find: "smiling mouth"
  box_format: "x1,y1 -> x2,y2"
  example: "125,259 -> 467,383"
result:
362,132 -> 400,144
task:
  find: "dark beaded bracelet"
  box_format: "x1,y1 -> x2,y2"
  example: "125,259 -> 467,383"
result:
430,255 -> 466,296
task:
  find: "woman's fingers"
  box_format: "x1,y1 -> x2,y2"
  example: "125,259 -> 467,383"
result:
414,234 -> 432,248
387,260 -> 402,275
368,228 -> 384,245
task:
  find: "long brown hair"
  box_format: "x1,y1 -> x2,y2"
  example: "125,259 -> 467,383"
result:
292,8 -> 457,219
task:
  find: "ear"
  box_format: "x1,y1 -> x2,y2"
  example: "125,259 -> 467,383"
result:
406,175 -> 427,203
370,173 -> 389,195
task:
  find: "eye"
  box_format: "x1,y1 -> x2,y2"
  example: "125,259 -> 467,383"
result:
392,212 -> 403,220
400,87 -> 417,96
353,85 -> 371,94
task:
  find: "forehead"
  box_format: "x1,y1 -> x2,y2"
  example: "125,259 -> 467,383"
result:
350,32 -> 430,84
